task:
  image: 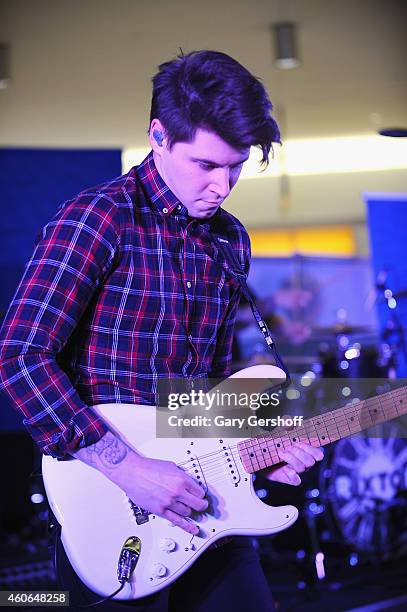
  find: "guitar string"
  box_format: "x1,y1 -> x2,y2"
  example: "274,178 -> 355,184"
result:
178,430 -> 328,480
181,447 -> 287,488
181,448 -> 244,486
174,390 -> 406,476
183,385 -> 407,466
147,390 -> 407,499
177,418 -> 351,473
175,395 -> 406,486
198,397 -> 404,486
178,412 -> 401,486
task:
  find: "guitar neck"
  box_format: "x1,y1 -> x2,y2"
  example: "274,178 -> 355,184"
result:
238,385 -> 407,474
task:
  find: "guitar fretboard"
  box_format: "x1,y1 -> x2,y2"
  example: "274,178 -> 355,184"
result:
238,385 -> 407,474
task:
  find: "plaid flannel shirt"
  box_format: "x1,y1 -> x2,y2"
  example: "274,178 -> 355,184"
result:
0,152 -> 250,457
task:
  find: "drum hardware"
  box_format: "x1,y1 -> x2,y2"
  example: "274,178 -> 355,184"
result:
302,493 -> 326,580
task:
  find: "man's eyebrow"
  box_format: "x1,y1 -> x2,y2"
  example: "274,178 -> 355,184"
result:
191,156 -> 249,166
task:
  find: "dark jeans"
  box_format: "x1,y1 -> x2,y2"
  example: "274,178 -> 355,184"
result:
49,519 -> 275,611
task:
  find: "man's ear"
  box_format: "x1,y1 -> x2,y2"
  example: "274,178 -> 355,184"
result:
149,118 -> 167,154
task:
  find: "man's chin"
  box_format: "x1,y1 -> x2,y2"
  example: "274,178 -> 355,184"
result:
202,208 -> 218,216
188,208 -> 219,219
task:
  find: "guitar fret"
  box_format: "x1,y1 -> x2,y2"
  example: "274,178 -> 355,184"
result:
301,423 -> 321,447
317,413 -> 341,441
238,440 -> 255,473
308,417 -> 330,445
324,423 -> 341,442
257,437 -> 273,465
263,437 -> 280,464
289,427 -> 310,444
252,439 -> 267,469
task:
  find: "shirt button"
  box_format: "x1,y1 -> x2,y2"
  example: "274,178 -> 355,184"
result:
177,204 -> 182,210
186,281 -> 192,289
163,207 -> 168,214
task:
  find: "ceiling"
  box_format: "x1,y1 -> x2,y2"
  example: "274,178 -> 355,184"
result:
1,0 -> 406,147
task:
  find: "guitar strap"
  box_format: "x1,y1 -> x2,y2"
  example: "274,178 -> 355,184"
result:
212,233 -> 291,385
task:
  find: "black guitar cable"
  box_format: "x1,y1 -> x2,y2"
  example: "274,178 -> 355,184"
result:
78,583 -> 126,609
49,509 -> 130,609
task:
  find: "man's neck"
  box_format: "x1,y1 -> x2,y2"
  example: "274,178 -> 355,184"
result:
152,151 -> 172,193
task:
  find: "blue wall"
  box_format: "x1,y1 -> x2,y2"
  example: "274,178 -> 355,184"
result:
0,148 -> 122,430
366,193 -> 407,376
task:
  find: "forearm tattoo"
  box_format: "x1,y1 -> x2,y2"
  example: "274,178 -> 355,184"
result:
77,431 -> 128,471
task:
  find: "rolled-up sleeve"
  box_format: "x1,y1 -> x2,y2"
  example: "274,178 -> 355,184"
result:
0,195 -> 120,457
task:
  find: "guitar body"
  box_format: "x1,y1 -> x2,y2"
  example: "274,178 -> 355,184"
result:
42,365 -> 298,600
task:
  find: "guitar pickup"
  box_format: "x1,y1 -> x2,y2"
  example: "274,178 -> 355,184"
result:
187,456 -> 208,491
221,446 -> 241,485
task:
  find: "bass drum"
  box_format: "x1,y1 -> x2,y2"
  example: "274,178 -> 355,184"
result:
319,423 -> 407,560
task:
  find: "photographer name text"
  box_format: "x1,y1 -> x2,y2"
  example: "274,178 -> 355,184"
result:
167,414 -> 304,429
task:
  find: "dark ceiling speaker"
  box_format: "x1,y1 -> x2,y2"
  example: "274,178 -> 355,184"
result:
379,128 -> 407,138
0,44 -> 10,89
272,22 -> 300,69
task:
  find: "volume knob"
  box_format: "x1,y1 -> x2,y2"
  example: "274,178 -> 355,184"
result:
159,538 -> 177,553
151,563 -> 167,578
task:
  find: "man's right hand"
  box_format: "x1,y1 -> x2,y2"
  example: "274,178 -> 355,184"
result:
72,431 -> 208,535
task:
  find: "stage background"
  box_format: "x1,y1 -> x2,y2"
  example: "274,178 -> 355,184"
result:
365,192 -> 407,376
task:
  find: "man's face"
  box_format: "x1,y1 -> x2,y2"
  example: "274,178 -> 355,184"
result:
151,126 -> 250,219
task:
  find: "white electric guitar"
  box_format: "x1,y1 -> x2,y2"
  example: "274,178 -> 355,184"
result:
42,364 -> 407,600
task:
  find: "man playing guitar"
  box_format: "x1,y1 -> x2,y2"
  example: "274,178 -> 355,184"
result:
0,50 -> 323,610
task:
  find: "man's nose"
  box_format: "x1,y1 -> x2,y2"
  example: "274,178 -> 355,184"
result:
210,168 -> 231,199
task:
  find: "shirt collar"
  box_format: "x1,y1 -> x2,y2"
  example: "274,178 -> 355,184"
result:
135,150 -> 185,217
134,150 -> 215,230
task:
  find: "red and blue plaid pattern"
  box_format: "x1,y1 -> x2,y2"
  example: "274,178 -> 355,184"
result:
0,152 -> 250,457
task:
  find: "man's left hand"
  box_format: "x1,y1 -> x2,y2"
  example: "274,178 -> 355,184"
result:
261,442 -> 324,486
